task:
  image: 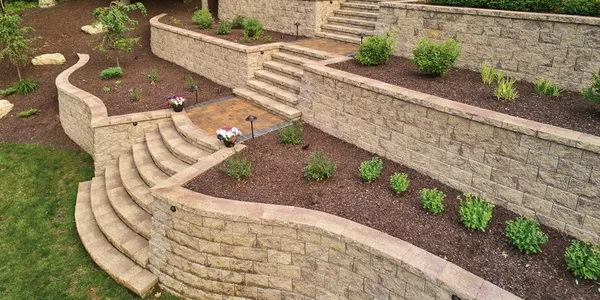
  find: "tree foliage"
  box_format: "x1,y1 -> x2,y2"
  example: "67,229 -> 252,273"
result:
0,14 -> 38,81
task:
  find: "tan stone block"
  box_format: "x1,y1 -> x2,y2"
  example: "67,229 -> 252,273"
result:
293,280 -> 317,298
316,286 -> 341,300
246,273 -> 270,288
297,230 -> 321,244
491,168 -> 518,189
203,217 -> 225,229
496,185 -> 524,205
223,270 -> 245,284
255,262 -> 278,275
517,178 -> 547,199
565,224 -> 598,243
499,143 -> 529,163
527,150 -> 559,171
321,235 -> 346,253
549,143 -> 583,161
552,205 -> 584,227
225,221 -> 249,233
306,242 -> 329,261
545,186 -> 579,209
537,169 -> 570,190
268,249 -> 292,265
244,248 -> 268,262
230,258 -> 253,272
269,276 -> 293,292
258,235 -> 282,250
484,153 -> 512,171
292,253 -> 317,270
250,224 -> 273,235
232,233 -> 256,247
364,279 -> 390,300
557,158 -> 592,181
273,226 -> 297,238
213,281 -> 235,295
348,286 -> 372,300
352,260 -> 378,282
207,255 -> 231,269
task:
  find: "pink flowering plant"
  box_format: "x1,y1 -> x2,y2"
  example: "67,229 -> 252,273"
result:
165,94 -> 186,107
217,126 -> 242,144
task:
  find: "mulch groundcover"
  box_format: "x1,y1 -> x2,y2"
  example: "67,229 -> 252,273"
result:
187,124 -> 599,300
330,56 -> 600,138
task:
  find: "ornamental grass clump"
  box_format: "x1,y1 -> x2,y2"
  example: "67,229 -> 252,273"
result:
583,72 -> 600,106
390,172 -> 409,194
535,77 -> 560,97
2,79 -> 37,96
146,66 -> 159,83
223,151 -> 251,180
459,193 -> 494,232
359,156 -> 383,182
411,37 -> 460,76
304,152 -> 336,182
565,240 -> 600,280
278,121 -> 303,145
244,18 -> 263,40
354,30 -> 397,66
231,15 -> 245,29
17,108 -> 39,118
481,62 -> 496,85
506,216 -> 548,254
495,77 -> 518,101
192,9 -> 213,29
420,188 -> 445,214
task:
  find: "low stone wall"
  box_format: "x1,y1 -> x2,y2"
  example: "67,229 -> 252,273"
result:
376,2 -> 600,91
218,0 -> 340,37
56,54 -> 173,175
150,14 -> 282,89
298,57 -> 600,243
149,186 -> 519,300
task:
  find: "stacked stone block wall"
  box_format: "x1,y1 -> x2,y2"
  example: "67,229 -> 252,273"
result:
376,2 -> 600,91
299,60 -> 600,243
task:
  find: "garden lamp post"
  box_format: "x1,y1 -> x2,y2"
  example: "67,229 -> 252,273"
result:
246,115 -> 257,139
294,22 -> 301,40
194,85 -> 199,104
359,32 -> 365,45
218,86 -> 222,94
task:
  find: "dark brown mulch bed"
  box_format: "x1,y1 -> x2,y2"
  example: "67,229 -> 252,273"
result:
187,124 -> 599,300
330,56 -> 600,137
166,12 -> 302,46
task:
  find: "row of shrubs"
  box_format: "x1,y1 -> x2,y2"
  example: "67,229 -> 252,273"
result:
430,0 -> 600,17
191,10 -> 270,43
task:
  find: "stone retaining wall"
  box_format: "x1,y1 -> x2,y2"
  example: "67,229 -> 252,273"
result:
56,54 -> 173,175
376,2 -> 600,91
149,186 -> 519,300
218,0 -> 340,37
150,14 -> 283,89
298,57 -> 600,243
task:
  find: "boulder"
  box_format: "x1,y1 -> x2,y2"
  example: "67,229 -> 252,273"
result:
39,0 -> 57,8
31,53 -> 66,65
81,23 -> 105,35
0,100 -> 14,120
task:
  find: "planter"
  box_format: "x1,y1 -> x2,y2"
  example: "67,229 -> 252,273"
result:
172,105 -> 184,112
223,140 -> 235,148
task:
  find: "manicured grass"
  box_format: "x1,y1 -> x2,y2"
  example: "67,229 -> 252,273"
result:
0,143 -> 176,299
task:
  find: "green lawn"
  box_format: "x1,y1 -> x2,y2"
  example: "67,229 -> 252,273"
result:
0,143 -> 176,299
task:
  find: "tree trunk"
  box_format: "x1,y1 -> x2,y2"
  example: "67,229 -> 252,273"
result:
16,64 -> 22,82
116,56 -> 120,68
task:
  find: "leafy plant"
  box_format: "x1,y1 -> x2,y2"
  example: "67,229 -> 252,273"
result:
93,1 -> 147,68
411,37 -> 460,76
506,216 -> 548,254
561,0 -> 600,16
430,0 -> 599,16
481,62 -> 496,85
495,77 -> 518,101
103,86 -> 111,93
359,156 -> 383,182
146,66 -> 159,83
217,21 -> 231,35
459,193 -> 494,232
100,67 -> 123,80
17,108 -> 39,118
184,74 -> 196,91
170,16 -> 181,25
304,152 -> 336,182
583,72 -> 600,105
129,87 -> 142,102
535,77 -> 560,97
223,151 -> 251,180
0,14 -> 39,82
390,172 -> 409,194
354,30 -> 397,66
192,9 -> 213,29
565,240 -> 600,280
264,35 -> 272,43
278,121 -> 303,145
420,188 -> 445,214
244,18 -> 263,40
10,79 -> 37,95
231,15 -> 245,29
0,86 -> 16,96
114,80 -> 121,86
241,31 -> 250,43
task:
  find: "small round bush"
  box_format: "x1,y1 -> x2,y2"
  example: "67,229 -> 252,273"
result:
231,15 -> 245,29
354,30 -> 396,66
192,9 -> 213,29
505,216 -> 548,254
244,18 -> 263,40
222,151 -> 251,180
278,121 -> 303,145
458,193 -> 494,232
390,173 -> 409,194
304,152 -> 336,182
100,67 -> 123,80
411,37 -> 460,76
217,21 -> 231,35
420,188 -> 445,214
565,240 -> 600,280
561,0 -> 600,16
359,156 -> 383,182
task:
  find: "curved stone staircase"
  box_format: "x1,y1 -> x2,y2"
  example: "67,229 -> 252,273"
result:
317,0 -> 381,44
75,113 -> 224,297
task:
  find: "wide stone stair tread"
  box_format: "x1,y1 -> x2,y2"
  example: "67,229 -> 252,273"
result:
322,24 -> 374,36
340,2 -> 379,11
263,60 -> 303,81
158,121 -> 211,164
146,131 -> 191,176
254,70 -> 301,93
104,163 -> 152,239
333,9 -> 379,21
75,181 -> 157,297
90,176 -> 149,267
132,143 -> 170,187
316,31 -> 362,44
246,79 -> 299,105
327,16 -> 377,29
281,44 -> 333,61
118,152 -> 154,214
234,87 -> 301,120
272,51 -> 317,67
171,113 -> 221,152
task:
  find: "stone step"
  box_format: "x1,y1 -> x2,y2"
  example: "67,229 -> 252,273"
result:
272,51 -> 316,68
234,87 -> 301,121
105,164 -> 152,240
263,60 -> 303,81
132,143 -> 170,187
246,79 -> 299,106
280,44 -> 332,61
146,131 -> 191,176
333,9 -> 379,21
316,31 -> 362,44
322,24 -> 374,37
347,0 -> 380,4
327,16 -> 376,30
340,2 -> 379,12
75,181 -> 157,297
171,113 -> 222,152
90,176 -> 149,267
159,122 -> 211,164
118,152 -> 154,215
254,70 -> 301,94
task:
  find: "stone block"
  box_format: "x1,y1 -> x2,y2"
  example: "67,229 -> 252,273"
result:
551,205 -> 584,227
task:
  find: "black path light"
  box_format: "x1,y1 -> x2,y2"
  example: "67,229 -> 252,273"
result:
359,32 -> 366,44
218,86 -> 222,94
194,85 -> 199,104
246,115 -> 257,139
294,22 -> 301,40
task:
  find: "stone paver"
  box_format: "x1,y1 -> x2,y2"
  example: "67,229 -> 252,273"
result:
294,38 -> 358,55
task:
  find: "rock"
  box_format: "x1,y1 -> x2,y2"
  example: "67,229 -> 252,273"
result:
31,53 -> 66,65
39,0 -> 57,8
0,100 -> 14,120
81,23 -> 106,35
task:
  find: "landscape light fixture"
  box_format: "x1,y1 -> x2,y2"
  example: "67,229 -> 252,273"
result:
330,0 -> 333,3
218,86 -> 222,94
246,115 -> 257,139
359,32 -> 365,44
194,85 -> 199,104
294,22 -> 301,40
170,206 -> 177,212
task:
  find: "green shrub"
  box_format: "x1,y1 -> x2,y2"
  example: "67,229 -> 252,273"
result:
535,77 -> 560,97
505,216 -> 548,254
429,0 -> 598,16
185,74 -> 196,91
354,30 -> 397,66
264,35 -> 272,43
390,173 -> 409,194
231,15 -> 245,29
459,193 -> 494,232
304,152 -> 336,181
223,151 -> 252,180
278,121 -> 303,145
241,31 -> 250,43
565,240 -> 600,280
359,156 -> 383,182
171,17 -> 181,25
244,18 -> 263,40
561,0 -> 600,16
583,72 -> 600,105
217,21 -> 231,35
495,78 -> 518,101
420,188 -> 445,214
411,37 -> 460,76
14,79 -> 37,95
17,108 -> 39,118
481,62 -> 496,85
146,66 -> 159,83
129,87 -> 142,102
100,67 -> 123,80
192,9 -> 213,29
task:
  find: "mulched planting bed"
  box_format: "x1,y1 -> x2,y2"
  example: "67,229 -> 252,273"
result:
187,124 -> 599,300
330,56 -> 600,137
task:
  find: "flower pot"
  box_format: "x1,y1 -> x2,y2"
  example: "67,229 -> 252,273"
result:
223,140 -> 235,148
173,105 -> 184,112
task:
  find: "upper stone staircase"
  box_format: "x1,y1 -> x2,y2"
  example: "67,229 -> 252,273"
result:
316,0 -> 381,44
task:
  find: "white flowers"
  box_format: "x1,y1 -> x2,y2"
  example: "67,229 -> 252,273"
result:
217,126 -> 242,143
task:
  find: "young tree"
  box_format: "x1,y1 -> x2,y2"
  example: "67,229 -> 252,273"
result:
93,1 -> 147,68
0,14 -> 38,82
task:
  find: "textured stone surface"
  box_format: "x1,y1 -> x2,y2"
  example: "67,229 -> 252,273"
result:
38,0 -> 57,8
0,100 -> 13,120
81,23 -> 106,35
31,53 -> 66,65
